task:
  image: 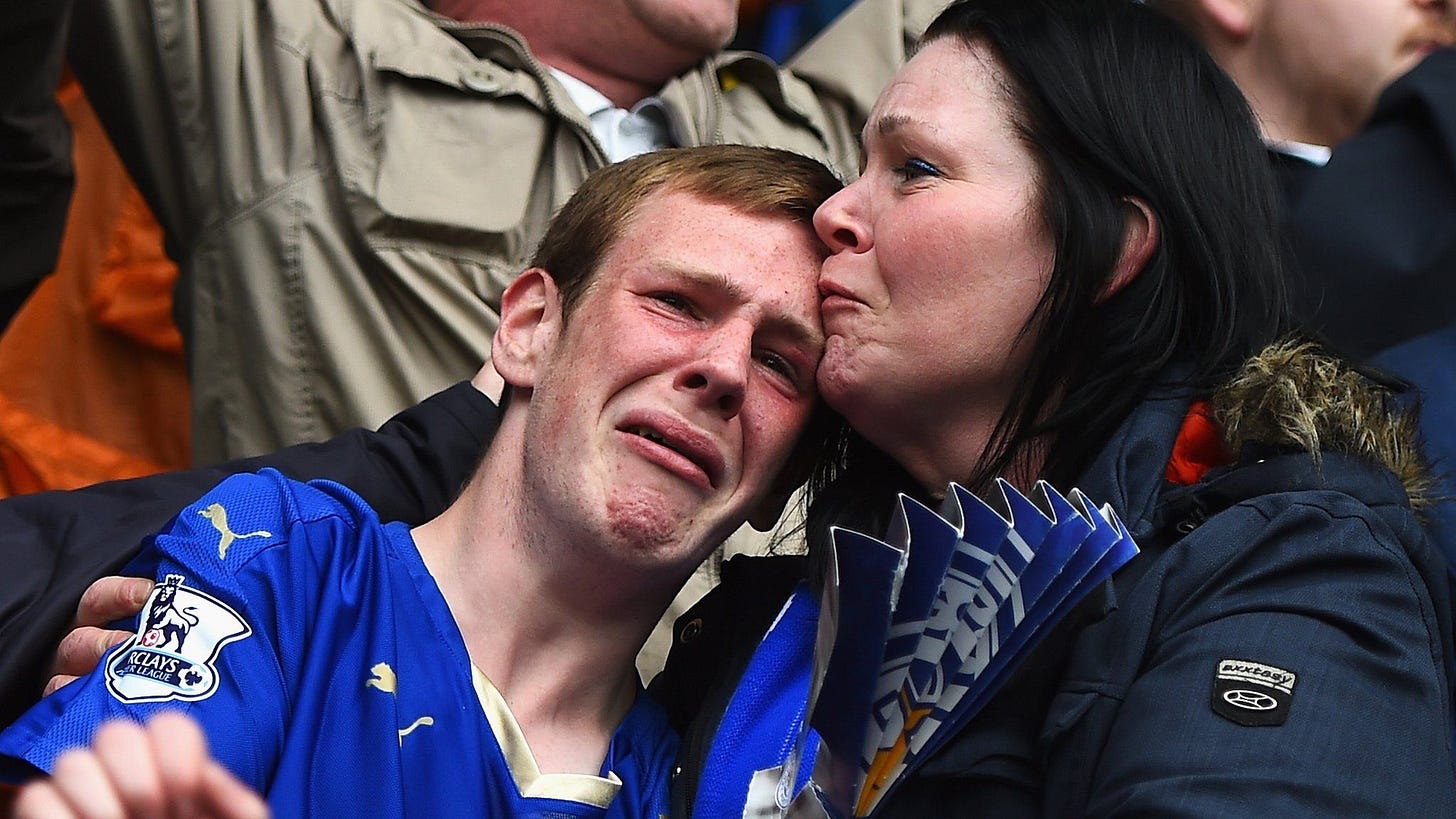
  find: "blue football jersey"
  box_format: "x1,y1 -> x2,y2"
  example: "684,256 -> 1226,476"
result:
0,469 -> 675,817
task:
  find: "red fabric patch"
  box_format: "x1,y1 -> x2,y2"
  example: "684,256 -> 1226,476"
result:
1165,400 -> 1230,486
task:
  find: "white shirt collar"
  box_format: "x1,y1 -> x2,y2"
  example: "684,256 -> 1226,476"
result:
550,69 -> 674,162
1266,138 -> 1332,167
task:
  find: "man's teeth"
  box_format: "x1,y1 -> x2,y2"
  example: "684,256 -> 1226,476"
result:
628,425 -> 708,479
631,426 -> 669,447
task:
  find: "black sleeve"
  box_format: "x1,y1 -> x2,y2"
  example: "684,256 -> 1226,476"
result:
0,0 -> 74,329
0,381 -> 497,726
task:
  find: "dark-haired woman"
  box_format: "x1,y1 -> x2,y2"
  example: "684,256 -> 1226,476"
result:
657,1 -> 1456,815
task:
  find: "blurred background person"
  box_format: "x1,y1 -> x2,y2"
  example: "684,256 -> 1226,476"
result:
1147,0 -> 1454,355
1148,0 -> 1456,592
6,0 -> 941,464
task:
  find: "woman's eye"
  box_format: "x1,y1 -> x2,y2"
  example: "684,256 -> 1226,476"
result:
892,158 -> 941,182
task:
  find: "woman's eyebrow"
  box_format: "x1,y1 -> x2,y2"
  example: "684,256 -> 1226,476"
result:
864,111 -> 919,145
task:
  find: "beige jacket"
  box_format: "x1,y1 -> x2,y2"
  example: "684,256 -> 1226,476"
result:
67,0 -> 944,462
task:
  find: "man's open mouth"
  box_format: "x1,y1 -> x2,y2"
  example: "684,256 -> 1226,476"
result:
620,420 -> 724,489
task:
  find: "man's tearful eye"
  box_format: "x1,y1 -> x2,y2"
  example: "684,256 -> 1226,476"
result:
756,350 -> 798,383
651,293 -> 696,315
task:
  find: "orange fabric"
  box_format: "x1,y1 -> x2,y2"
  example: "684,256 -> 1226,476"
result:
0,78 -> 190,497
90,192 -> 184,355
1164,400 -> 1230,486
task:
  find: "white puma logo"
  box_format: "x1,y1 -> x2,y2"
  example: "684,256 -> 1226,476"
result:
366,662 -> 398,694
199,503 -> 272,560
365,662 -> 435,745
398,716 -> 435,745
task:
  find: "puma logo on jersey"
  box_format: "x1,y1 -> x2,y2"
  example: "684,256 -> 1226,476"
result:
365,662 -> 435,744
199,503 -> 272,560
398,716 -> 435,745
366,662 -> 398,694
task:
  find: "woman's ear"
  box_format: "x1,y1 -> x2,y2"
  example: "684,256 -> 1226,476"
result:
1098,196 -> 1159,304
1200,0 -> 1257,40
491,268 -> 563,390
1171,0 -> 1256,41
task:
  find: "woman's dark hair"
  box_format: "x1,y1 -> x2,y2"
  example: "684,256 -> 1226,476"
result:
805,0 -> 1290,549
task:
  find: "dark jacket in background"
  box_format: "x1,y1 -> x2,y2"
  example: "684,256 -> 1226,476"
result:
1277,46 -> 1456,594
0,1 -> 71,329
1281,48 -> 1456,359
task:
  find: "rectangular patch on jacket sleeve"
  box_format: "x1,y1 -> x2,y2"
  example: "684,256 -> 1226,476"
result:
1210,658 -> 1296,726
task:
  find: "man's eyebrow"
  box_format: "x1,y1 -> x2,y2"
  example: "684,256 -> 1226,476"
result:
771,308 -> 826,353
670,265 -> 823,350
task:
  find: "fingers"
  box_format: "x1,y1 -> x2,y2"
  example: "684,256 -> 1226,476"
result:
49,576 -> 149,690
13,779 -> 79,819
43,673 -> 79,698
13,715 -> 267,819
148,712 -> 208,819
141,714 -> 268,819
47,746 -> 127,819
92,721 -> 166,819
75,577 -> 154,628
197,762 -> 269,819
50,626 -> 131,691
470,357 -> 505,402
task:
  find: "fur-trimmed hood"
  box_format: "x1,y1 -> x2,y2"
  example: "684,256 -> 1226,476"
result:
1210,339 -> 1434,512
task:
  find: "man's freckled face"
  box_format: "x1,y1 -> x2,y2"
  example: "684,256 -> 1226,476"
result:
521,190 -> 826,570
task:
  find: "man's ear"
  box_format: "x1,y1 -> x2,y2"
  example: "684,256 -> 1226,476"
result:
1097,196 -> 1159,304
491,268 -> 563,390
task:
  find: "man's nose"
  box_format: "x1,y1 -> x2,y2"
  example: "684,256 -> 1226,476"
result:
677,323 -> 752,419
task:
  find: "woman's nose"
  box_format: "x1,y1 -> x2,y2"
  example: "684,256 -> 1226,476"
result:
813,182 -> 872,254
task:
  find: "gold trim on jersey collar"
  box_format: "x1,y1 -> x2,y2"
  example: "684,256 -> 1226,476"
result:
470,665 -> 622,808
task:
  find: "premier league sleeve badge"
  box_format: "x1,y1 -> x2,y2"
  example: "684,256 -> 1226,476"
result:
105,574 -> 253,704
